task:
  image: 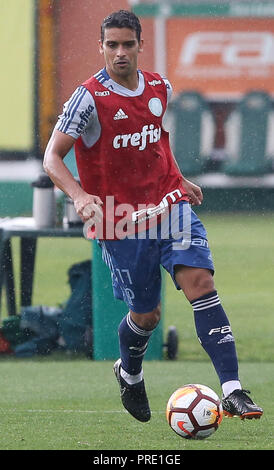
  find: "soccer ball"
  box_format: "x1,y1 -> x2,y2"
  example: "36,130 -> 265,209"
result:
166,383 -> 223,439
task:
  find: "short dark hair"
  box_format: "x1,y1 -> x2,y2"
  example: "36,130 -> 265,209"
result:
101,10 -> 142,43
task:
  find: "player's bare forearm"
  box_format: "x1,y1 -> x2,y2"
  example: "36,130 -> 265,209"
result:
43,130 -> 83,199
181,176 -> 203,206
171,152 -> 203,206
43,129 -> 103,222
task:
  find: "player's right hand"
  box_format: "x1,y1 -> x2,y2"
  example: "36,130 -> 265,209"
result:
74,194 -> 103,223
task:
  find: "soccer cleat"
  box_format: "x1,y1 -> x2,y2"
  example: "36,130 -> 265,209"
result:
113,359 -> 151,422
222,389 -> 263,420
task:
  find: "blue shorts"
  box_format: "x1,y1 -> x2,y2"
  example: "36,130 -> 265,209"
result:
100,202 -> 214,313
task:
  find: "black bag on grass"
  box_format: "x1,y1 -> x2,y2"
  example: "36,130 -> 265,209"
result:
57,260 -> 92,353
14,260 -> 92,357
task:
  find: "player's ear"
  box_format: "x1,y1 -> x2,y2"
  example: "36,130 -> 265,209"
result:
138,39 -> 144,53
98,39 -> 104,55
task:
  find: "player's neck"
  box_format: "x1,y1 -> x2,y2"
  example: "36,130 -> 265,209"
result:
106,68 -> 139,91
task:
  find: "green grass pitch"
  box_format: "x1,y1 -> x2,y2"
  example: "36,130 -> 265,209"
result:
0,213 -> 273,450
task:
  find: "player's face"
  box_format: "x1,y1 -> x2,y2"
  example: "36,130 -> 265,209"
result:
99,27 -> 143,85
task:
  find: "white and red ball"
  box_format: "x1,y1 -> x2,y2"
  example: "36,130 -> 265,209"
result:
166,384 -> 223,439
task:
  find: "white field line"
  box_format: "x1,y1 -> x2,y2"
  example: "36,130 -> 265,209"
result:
0,409 -> 164,414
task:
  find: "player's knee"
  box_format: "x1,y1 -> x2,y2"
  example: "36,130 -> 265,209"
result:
130,304 -> 161,331
176,266 -> 215,301
192,270 -> 214,294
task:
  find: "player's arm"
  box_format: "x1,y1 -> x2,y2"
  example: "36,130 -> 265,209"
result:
43,86 -> 103,222
163,77 -> 203,206
180,177 -> 203,206
43,129 -> 103,222
43,129 -> 78,199
171,146 -> 203,206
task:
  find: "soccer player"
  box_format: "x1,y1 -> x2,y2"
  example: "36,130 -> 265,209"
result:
43,10 -> 263,422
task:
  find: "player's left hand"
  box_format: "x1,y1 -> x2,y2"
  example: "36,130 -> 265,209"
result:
182,178 -> 203,206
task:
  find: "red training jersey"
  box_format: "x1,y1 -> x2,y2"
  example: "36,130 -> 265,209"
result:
74,70 -> 188,239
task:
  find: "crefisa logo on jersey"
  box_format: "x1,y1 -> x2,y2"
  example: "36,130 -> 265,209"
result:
113,124 -> 161,151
